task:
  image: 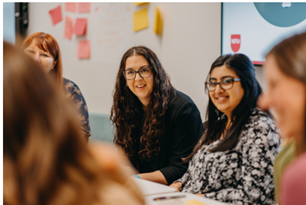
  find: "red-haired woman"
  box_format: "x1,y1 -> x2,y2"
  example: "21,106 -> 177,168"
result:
22,32 -> 91,141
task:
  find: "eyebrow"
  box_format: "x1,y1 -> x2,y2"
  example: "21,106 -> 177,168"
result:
125,65 -> 150,70
209,75 -> 235,80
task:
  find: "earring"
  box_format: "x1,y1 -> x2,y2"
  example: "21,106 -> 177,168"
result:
126,84 -> 128,87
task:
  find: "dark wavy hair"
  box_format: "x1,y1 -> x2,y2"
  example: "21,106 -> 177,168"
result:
110,46 -> 175,167
186,54 -> 262,160
267,31 -> 306,156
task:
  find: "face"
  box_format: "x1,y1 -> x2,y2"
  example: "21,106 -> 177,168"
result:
24,41 -> 56,73
208,65 -> 244,118
124,55 -> 154,107
258,55 -> 306,139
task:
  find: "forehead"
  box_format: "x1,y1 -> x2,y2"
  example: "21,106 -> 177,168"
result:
26,39 -> 49,52
210,64 -> 239,79
125,55 -> 149,68
264,55 -> 283,80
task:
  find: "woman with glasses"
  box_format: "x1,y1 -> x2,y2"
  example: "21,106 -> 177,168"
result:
258,31 -> 306,205
111,46 -> 204,185
170,54 -> 280,204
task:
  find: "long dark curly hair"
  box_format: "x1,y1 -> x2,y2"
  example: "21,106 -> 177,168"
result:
110,46 -> 175,168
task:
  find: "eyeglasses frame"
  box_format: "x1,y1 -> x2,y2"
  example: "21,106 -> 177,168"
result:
204,77 -> 241,94
122,66 -> 153,80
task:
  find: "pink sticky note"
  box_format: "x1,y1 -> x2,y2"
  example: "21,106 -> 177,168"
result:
78,3 -> 90,13
65,3 -> 76,12
73,18 -> 87,36
78,40 -> 90,59
49,5 -> 62,26
64,16 -> 73,40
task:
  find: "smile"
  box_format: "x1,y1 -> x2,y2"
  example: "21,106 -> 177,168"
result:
136,84 -> 146,88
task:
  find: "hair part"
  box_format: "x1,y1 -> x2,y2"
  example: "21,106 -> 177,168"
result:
267,31 -> 306,156
22,32 -> 63,87
110,46 -> 175,167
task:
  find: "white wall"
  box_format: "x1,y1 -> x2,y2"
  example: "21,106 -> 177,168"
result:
27,3 -> 264,121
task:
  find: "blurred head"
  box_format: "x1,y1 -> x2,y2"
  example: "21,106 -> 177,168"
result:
258,31 -> 306,155
22,32 -> 63,86
3,41 -> 100,205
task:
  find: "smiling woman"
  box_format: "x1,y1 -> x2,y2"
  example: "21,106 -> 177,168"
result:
111,46 -> 204,185
22,32 -> 91,141
170,54 -> 281,205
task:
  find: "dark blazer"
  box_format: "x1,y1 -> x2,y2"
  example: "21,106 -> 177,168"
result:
138,90 -> 204,184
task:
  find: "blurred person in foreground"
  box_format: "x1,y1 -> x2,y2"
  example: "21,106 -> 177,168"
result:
258,31 -> 306,205
22,32 -> 91,141
3,41 -> 144,205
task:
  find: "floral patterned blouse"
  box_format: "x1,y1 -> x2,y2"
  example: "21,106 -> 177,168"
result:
63,78 -> 91,139
177,108 -> 281,205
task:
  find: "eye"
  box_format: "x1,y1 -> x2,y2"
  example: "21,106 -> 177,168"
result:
42,53 -> 49,57
140,67 -> 150,73
222,78 -> 233,85
209,81 -> 217,86
127,70 -> 134,75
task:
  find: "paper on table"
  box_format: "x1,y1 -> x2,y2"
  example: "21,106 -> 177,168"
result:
153,6 -> 162,35
49,5 -> 62,26
73,18 -> 87,36
133,8 -> 149,32
64,16 -> 73,40
78,3 -> 90,13
77,40 -> 90,59
65,3 -> 76,12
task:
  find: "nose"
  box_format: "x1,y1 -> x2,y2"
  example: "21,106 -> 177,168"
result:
257,93 -> 269,111
214,83 -> 224,93
32,52 -> 40,62
135,72 -> 143,80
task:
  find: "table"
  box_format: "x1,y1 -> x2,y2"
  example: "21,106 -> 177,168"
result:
133,178 -> 231,205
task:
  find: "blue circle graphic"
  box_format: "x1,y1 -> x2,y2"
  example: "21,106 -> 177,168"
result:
254,3 -> 306,27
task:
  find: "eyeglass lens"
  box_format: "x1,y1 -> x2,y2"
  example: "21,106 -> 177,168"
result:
124,67 -> 152,80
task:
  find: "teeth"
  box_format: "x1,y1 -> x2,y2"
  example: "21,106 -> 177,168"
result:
218,97 -> 225,100
136,85 -> 145,88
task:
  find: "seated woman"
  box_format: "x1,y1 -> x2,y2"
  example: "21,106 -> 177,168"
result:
111,46 -> 204,185
170,54 -> 281,204
22,32 -> 91,141
258,31 -> 306,205
3,41 -> 144,205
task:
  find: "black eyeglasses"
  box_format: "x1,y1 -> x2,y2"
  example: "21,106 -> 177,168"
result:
122,66 -> 153,80
205,77 -> 241,93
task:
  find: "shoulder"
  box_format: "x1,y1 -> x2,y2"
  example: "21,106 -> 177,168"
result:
63,78 -> 80,90
169,90 -> 197,110
245,107 -> 278,134
283,153 -> 306,180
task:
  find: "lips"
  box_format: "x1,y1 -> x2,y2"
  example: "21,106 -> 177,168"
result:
215,96 -> 229,103
136,84 -> 146,88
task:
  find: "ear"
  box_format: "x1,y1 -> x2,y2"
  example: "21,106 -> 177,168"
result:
52,60 -> 57,69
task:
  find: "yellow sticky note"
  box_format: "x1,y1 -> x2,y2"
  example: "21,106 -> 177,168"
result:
133,2 -> 148,5
133,8 -> 149,32
153,6 -> 163,35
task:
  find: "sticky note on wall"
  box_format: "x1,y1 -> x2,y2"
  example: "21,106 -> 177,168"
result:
49,5 -> 62,26
153,6 -> 162,34
133,2 -> 149,5
65,3 -> 76,12
78,40 -> 90,59
133,8 -> 149,32
73,18 -> 87,36
78,3 -> 90,13
64,16 -> 73,40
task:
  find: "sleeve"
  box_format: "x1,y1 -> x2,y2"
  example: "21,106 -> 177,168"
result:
69,83 -> 92,140
159,101 -> 204,184
204,117 -> 280,204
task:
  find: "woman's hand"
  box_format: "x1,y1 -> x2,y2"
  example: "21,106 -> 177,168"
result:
169,181 -> 182,192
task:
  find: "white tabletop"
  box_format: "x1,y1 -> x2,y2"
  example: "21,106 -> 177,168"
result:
144,192 -> 231,205
132,178 -> 177,196
133,178 -> 231,205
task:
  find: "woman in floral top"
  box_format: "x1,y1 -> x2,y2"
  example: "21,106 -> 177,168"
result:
23,32 -> 91,140
170,54 -> 281,205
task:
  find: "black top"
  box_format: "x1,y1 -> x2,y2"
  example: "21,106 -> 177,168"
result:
63,78 -> 91,139
138,90 -> 204,184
